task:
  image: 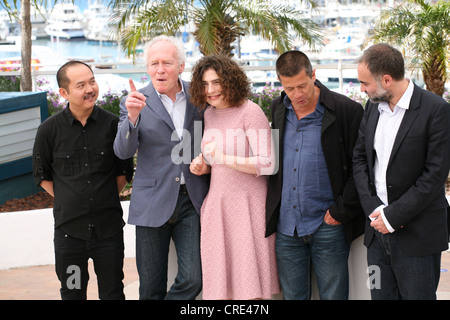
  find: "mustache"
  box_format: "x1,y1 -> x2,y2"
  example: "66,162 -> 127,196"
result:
84,93 -> 97,100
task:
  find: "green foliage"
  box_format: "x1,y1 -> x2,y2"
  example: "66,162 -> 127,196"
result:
367,0 -> 450,95
0,66 -> 21,92
0,75 -> 21,92
96,89 -> 129,116
248,83 -> 283,122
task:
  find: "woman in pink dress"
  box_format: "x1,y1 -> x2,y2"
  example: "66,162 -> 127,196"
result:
189,55 -> 280,300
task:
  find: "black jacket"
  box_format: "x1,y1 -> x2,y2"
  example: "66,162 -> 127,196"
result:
265,80 -> 365,243
353,84 -> 450,256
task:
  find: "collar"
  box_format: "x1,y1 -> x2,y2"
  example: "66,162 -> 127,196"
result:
64,103 -> 98,125
155,78 -> 186,99
378,79 -> 413,113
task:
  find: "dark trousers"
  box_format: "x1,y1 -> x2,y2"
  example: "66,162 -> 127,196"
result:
368,231 -> 441,300
54,228 -> 125,300
135,191 -> 202,300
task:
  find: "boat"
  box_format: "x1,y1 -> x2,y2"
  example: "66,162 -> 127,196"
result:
30,6 -> 50,39
45,3 -> 85,40
82,0 -> 116,42
0,7 -> 49,41
0,10 -> 11,41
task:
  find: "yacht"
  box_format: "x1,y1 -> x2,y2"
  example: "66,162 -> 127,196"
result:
83,0 -> 116,42
0,10 -> 10,41
45,3 -> 85,40
0,7 -> 48,40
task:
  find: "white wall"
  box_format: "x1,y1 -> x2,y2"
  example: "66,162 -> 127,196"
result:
0,200 -> 373,299
0,201 -> 135,269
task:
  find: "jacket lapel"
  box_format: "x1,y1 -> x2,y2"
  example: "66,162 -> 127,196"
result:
273,98 -> 286,140
366,102 -> 380,176
183,81 -> 195,137
388,85 -> 421,167
142,82 -> 176,132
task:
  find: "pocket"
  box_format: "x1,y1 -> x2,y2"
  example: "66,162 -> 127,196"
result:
132,178 -> 156,187
54,150 -> 79,176
92,148 -> 114,173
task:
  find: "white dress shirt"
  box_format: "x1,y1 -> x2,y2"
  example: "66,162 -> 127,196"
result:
373,79 -> 414,232
157,79 -> 187,184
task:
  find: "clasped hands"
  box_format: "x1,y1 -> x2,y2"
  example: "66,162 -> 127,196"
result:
370,210 -> 390,234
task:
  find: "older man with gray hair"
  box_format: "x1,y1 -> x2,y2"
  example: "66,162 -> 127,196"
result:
114,35 -> 209,300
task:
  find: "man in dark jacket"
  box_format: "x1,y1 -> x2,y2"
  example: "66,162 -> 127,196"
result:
353,43 -> 450,299
266,50 -> 365,299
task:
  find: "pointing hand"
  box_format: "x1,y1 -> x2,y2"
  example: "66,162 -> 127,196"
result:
125,79 -> 146,125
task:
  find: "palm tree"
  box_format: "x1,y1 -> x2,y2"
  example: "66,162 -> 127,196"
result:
109,0 -> 324,58
366,0 -> 450,96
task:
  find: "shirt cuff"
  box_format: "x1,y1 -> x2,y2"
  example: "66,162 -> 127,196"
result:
369,205 -> 385,221
128,114 -> 140,128
380,207 -> 395,233
369,205 -> 395,233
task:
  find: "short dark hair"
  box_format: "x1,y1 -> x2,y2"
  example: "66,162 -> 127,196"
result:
276,50 -> 313,78
56,60 -> 94,91
358,43 -> 405,81
190,55 -> 251,109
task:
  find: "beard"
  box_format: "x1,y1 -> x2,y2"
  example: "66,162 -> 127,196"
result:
368,83 -> 392,104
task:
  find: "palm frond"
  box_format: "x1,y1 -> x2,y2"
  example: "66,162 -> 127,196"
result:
367,0 -> 450,95
115,0 -> 190,57
234,1 -> 324,54
110,0 -> 323,59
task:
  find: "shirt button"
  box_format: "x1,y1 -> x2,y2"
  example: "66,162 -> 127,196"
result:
175,177 -> 180,182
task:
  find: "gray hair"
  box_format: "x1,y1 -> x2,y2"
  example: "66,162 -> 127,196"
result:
143,35 -> 186,66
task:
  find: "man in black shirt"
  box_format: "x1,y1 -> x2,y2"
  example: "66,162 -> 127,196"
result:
32,61 -> 133,300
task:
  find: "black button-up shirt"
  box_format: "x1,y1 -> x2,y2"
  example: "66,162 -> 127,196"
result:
33,105 -> 133,240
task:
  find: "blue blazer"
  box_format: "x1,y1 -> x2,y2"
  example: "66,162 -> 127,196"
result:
114,80 -> 209,227
353,83 -> 450,256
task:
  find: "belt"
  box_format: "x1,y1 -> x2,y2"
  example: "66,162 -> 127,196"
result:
179,184 -> 187,194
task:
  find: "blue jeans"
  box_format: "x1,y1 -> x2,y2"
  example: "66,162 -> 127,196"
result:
276,222 -> 350,300
368,231 -> 441,300
135,191 -> 202,300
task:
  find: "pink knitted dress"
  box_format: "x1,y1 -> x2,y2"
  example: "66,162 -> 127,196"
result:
200,99 -> 280,300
